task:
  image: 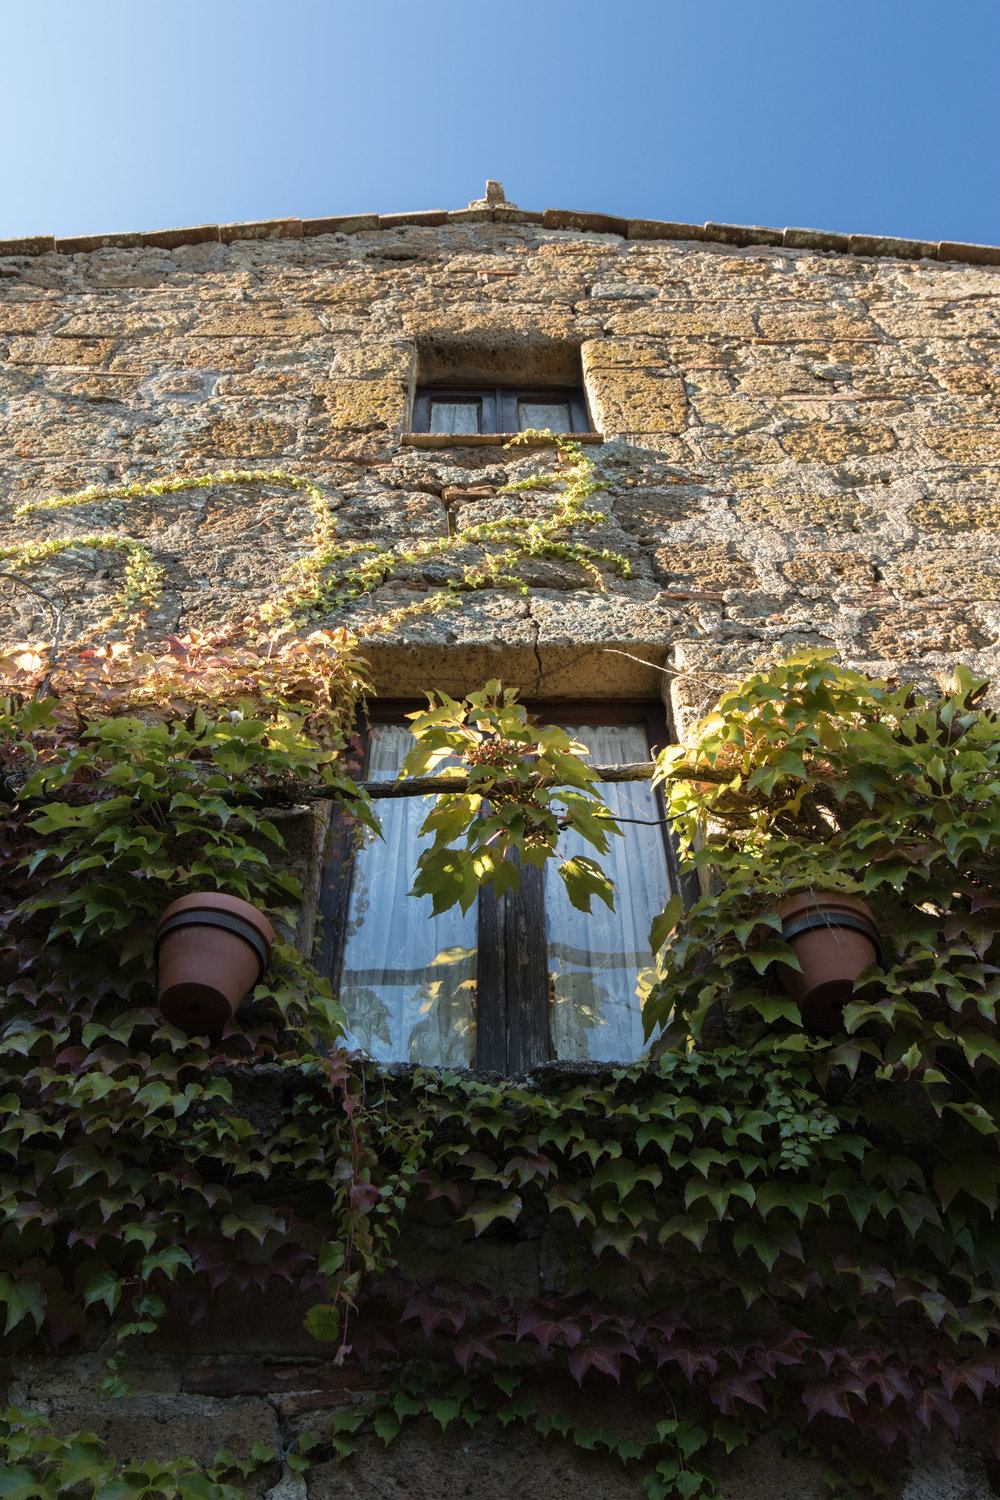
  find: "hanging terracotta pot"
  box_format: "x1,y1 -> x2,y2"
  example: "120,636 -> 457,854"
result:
773,891 -> 881,1034
154,892 -> 275,1035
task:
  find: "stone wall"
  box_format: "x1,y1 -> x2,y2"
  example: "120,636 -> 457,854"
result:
2,195 -> 999,1498
3,200 -> 1000,723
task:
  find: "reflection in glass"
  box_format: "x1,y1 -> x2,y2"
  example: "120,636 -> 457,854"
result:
518,401 -> 571,432
429,401 -> 480,435
339,726 -> 476,1064
545,724 -> 668,1061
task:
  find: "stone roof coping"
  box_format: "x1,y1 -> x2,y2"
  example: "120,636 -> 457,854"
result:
1,202 -> 998,268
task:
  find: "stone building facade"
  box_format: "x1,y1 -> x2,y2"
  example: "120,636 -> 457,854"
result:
2,184 -> 1000,1498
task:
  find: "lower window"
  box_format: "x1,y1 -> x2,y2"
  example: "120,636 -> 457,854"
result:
317,705 -> 674,1070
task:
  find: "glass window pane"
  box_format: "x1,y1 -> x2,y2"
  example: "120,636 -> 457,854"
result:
545,724 -> 670,1062
429,401 -> 480,435
518,401 -> 571,432
339,726 -> 477,1065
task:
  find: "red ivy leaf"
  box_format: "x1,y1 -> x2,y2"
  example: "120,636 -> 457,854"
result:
401,1291 -> 465,1338
803,1382 -> 854,1422
567,1330 -> 638,1386
516,1301 -> 582,1352
453,1317 -> 508,1372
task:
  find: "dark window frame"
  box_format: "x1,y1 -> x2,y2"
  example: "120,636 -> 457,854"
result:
411,385 -> 591,436
317,699 -> 678,1072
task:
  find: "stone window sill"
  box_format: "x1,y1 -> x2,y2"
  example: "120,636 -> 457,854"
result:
401,431 -> 604,449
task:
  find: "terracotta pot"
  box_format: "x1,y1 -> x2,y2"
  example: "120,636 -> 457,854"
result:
774,891 -> 881,1034
154,892 -> 275,1035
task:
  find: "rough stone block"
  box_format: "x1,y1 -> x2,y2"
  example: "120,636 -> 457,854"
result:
305,1418 -> 644,1500
194,307 -> 325,337
493,207 -> 545,224
782,226 -> 852,252
937,239 -> 1000,266
884,549 -> 1000,601
698,431 -> 785,463
316,377 -> 408,431
378,211 -> 449,229
589,282 -> 659,299
923,427 -> 1000,463
608,305 -> 756,338
871,303 -> 1000,339
782,549 -> 878,590
849,232 -> 938,260
587,367 -> 688,434
188,415 -> 298,458
7,335 -> 116,365
55,231 -> 143,254
755,310 -> 879,341
0,234 -> 55,256
653,542 -> 758,591
48,1395 -> 279,1496
0,303 -> 62,334
627,219 -> 704,241
542,209 -> 629,236
302,214 -> 379,236
219,217 -> 303,243
446,208 -> 493,223
704,222 -> 783,247
141,224 -> 222,249
777,423 -> 897,462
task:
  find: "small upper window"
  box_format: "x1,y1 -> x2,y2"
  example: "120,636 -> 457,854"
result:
411,386 -> 591,436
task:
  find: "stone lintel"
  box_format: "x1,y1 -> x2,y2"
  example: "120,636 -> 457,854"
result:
627,219 -> 705,241
783,226 -> 852,253
447,208 -> 494,224
704,222 -> 784,247
218,218 -> 304,243
302,213 -> 379,237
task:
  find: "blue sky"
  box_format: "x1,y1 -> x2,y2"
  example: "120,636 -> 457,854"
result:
3,0 -> 998,246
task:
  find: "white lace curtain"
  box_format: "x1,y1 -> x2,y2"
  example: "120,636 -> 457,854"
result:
546,724 -> 669,1062
339,726 -> 477,1066
338,723 -> 671,1065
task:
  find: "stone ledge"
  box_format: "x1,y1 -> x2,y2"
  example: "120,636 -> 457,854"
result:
542,208 -> 629,235
0,234 -> 55,256
704,221 -> 784,247
401,431 -> 604,448
783,226 -> 852,253
627,219 -> 704,241
303,213 -> 378,237
378,211 -> 450,230
55,231 -> 142,254
849,231 -> 937,260
141,223 -> 221,249
938,239 -> 1000,267
2,206 -> 998,268
218,217 -> 303,243
494,207 -> 544,225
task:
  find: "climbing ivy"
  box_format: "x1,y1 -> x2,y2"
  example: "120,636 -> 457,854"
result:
4,450 -> 1000,1495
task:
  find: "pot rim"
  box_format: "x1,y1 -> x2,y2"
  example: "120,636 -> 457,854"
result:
156,891 -> 275,951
